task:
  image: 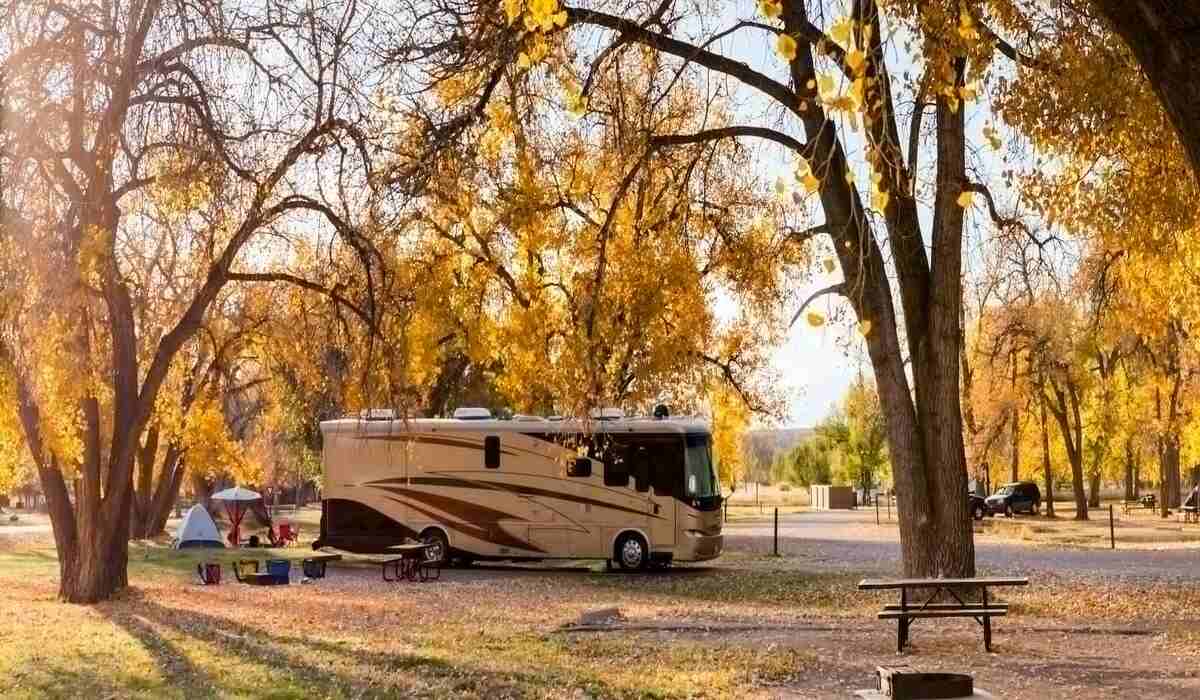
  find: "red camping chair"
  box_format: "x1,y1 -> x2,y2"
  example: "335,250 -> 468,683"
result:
268,522 -> 299,547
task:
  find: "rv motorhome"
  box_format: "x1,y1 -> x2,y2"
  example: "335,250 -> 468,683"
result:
313,408 -> 723,570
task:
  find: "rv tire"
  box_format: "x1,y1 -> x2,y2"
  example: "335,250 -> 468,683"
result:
614,532 -> 649,572
420,528 -> 450,566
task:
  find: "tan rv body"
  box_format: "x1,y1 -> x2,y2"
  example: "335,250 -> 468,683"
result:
317,417 -> 723,564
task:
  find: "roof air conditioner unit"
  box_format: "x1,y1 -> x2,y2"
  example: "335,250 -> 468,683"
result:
452,407 -> 493,420
590,407 -> 625,420
359,409 -> 396,421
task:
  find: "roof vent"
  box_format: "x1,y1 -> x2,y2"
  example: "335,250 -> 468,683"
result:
452,407 -> 493,420
359,409 -> 396,421
590,407 -> 625,420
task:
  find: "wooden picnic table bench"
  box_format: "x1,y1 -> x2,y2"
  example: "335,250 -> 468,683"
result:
378,544 -> 441,582
858,577 -> 1028,653
1124,494 -> 1157,514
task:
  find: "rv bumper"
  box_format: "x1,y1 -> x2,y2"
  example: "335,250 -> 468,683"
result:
678,532 -> 723,561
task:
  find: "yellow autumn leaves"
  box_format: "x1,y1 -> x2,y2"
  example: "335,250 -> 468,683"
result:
506,0 -> 567,32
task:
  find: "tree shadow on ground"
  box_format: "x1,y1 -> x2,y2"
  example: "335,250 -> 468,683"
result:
96,591 -> 610,698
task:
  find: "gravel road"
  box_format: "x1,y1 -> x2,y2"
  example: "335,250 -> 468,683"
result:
726,510 -> 1200,582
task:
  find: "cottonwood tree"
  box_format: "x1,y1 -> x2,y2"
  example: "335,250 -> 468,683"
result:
378,10 -> 798,419
389,0 -> 1049,575
1085,2 -> 1200,183
0,0 -> 384,601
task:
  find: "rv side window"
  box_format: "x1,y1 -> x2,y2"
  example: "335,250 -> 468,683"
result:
597,439 -> 630,487
569,457 -> 592,478
484,435 -> 500,469
631,446 -> 651,493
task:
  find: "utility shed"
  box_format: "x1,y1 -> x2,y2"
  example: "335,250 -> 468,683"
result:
811,484 -> 855,510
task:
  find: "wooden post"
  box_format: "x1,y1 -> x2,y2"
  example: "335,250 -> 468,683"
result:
1109,504 -> 1115,549
887,492 -> 892,522
773,507 -> 779,556
875,494 -> 880,525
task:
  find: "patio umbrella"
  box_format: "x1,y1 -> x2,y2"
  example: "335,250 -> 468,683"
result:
212,486 -> 262,547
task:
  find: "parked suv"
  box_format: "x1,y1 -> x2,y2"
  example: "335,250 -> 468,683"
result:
985,481 -> 1041,517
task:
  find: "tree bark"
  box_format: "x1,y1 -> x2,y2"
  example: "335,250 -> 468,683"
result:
1088,469 -> 1101,509
1123,441 -> 1132,501
1040,391 -> 1055,518
1160,434 -> 1182,514
1046,379 -> 1087,520
1010,349 -> 1020,483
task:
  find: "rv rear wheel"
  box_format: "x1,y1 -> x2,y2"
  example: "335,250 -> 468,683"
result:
614,532 -> 648,572
420,528 -> 450,566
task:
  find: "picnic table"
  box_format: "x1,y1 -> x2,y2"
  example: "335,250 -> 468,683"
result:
379,543 -> 441,582
858,577 -> 1029,653
1124,494 -> 1157,513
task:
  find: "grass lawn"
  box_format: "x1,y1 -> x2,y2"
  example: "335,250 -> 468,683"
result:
975,501 -> 1200,549
5,529 -> 1200,698
0,538 -> 845,699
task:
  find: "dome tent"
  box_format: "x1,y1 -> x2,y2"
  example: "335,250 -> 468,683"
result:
174,504 -> 225,549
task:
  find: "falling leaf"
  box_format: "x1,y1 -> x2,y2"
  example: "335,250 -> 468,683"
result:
806,311 -> 826,327
823,258 -> 836,273
957,190 -> 974,208
858,319 -> 873,336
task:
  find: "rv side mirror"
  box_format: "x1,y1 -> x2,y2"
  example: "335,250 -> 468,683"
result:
569,458 -> 592,478
484,435 -> 500,469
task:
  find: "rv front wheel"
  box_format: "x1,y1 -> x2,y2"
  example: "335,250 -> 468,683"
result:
420,528 -> 449,566
614,532 -> 648,572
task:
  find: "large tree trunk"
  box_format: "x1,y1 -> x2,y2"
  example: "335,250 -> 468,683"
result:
1090,1 -> 1200,186
773,2 -> 975,577
1039,388 -> 1055,518
1010,349 -> 1020,483
1047,380 -> 1088,520
132,447 -> 185,539
1124,439 -> 1136,501
1159,433 -> 1182,515
1088,470 -> 1101,509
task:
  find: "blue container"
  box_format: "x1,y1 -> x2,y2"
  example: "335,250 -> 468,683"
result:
265,559 -> 290,583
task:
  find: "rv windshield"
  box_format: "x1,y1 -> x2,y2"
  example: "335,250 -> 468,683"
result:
685,434 -> 719,499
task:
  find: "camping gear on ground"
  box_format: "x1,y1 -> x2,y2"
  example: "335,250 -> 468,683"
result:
265,559 -> 291,583
233,559 -> 283,585
174,504 -> 225,549
302,554 -> 341,579
196,562 -> 222,585
212,486 -> 262,546
233,559 -> 259,582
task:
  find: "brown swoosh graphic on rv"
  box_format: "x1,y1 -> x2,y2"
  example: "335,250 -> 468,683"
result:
367,475 -> 660,521
384,496 -> 545,553
371,485 -> 525,523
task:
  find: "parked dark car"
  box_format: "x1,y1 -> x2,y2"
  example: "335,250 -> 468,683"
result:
968,492 -> 988,521
985,481 -> 1041,517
